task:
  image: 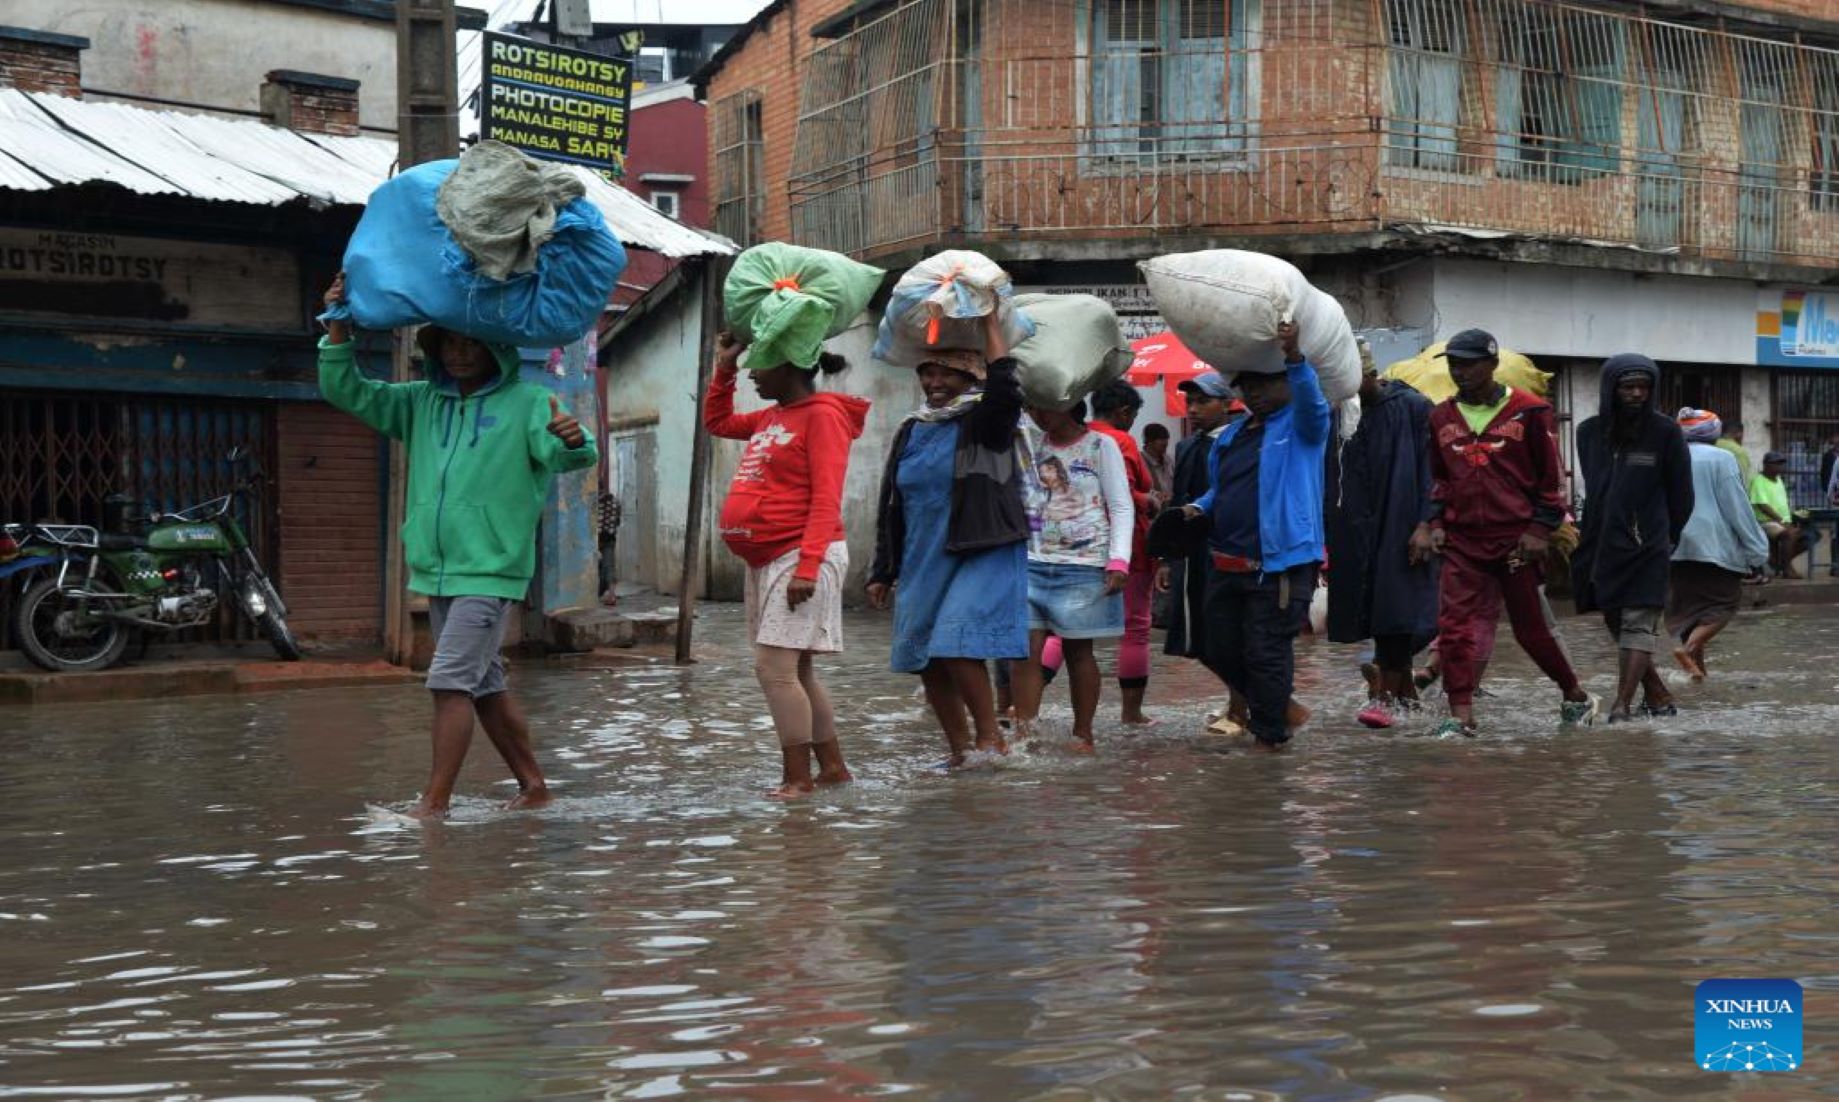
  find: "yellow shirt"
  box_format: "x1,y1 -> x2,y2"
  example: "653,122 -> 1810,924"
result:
1457,390 -> 1512,436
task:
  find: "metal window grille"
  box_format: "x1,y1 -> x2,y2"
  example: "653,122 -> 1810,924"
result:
781,0 -> 1839,267
712,89 -> 766,245
1772,372 -> 1839,509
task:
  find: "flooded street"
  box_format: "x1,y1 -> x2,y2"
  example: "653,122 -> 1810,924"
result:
1,602 -> 1835,1100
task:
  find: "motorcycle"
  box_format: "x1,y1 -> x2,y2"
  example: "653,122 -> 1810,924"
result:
1,448 -> 301,672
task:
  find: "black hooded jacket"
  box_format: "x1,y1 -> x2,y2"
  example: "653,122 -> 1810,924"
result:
1572,354 -> 1694,613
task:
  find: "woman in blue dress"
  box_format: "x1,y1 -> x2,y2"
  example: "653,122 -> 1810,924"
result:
868,314 -> 1029,766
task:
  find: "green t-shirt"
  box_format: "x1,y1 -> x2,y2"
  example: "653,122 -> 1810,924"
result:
1457,389 -> 1512,436
1749,473 -> 1790,523
1715,438 -> 1753,487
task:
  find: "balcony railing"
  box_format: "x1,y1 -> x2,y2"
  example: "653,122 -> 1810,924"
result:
783,0 -> 1839,267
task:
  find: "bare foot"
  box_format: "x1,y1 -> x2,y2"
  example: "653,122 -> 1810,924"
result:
407,802 -> 449,822
1285,700 -> 1312,730
768,781 -> 816,799
1120,712 -> 1158,727
1673,646 -> 1706,682
504,787 -> 553,812
1069,737 -> 1096,755
974,734 -> 1011,756
814,767 -> 853,786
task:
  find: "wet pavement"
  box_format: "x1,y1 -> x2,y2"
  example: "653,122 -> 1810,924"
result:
1,602 -> 1835,1100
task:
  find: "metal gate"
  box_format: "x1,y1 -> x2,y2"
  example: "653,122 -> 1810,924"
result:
0,389 -> 277,645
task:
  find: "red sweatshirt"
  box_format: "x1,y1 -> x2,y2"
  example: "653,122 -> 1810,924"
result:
1428,387 -> 1566,548
705,366 -> 871,580
1090,421 -> 1155,571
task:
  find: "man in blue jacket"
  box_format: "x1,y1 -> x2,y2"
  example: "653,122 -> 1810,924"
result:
1180,322 -> 1330,751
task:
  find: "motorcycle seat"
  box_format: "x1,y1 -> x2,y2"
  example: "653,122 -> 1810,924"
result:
97,532 -> 150,551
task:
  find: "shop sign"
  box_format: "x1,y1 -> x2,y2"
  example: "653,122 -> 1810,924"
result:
1017,283 -> 1165,342
481,31 -> 631,177
1757,288 -> 1839,369
0,227 -> 301,330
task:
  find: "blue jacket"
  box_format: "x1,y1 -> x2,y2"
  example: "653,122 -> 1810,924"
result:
1192,359 -> 1330,573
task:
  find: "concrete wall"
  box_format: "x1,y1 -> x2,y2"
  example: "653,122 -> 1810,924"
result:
9,0 -> 396,129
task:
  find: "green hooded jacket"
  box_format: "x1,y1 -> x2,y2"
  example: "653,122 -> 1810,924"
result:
318,336 -> 599,599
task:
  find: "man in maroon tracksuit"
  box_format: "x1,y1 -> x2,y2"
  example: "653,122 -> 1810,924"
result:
1408,330 -> 1599,736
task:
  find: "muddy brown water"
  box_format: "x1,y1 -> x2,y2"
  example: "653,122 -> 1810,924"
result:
0,602 -> 1834,1100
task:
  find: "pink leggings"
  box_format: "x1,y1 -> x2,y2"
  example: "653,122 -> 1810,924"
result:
1039,570 -> 1154,685
754,645 -> 838,748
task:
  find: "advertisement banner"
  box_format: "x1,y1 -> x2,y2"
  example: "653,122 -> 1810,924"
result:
480,32 -> 631,177
1756,288 -> 1839,369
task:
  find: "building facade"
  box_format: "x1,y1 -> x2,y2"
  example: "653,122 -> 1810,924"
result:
699,0 -> 1839,513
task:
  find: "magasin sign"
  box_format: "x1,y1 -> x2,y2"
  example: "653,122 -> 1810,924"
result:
1756,288 -> 1839,369
480,32 -> 632,176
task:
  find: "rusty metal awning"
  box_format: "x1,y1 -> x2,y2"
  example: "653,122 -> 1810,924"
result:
0,87 -> 731,258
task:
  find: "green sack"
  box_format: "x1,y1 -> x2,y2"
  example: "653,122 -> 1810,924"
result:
724,243 -> 884,370
1008,293 -> 1132,411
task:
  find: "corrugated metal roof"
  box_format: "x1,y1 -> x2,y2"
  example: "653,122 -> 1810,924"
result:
0,87 -> 730,257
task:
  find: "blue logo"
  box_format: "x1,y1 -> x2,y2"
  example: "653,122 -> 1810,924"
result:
1696,979 -> 1801,1072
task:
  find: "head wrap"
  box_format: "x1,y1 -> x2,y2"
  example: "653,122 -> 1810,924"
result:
1677,406 -> 1722,444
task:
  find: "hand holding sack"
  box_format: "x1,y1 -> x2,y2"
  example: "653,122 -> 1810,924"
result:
340,141 -> 628,348
1139,249 -> 1365,436
872,249 -> 1035,366
724,243 -> 884,369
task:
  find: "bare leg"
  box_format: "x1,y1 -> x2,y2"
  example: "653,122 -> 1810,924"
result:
1610,647 -> 1649,718
1009,630 -> 1051,742
1063,638 -> 1101,750
755,644 -> 816,798
939,657 -> 1005,753
415,691 -> 478,818
799,653 -> 851,785
919,662 -> 972,764
1680,620 -> 1726,680
1640,665 -> 1673,711
474,691 -> 551,810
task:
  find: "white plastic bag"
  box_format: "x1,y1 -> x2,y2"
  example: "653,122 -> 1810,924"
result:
872,249 -> 1035,365
1007,293 -> 1132,411
1139,249 -> 1364,436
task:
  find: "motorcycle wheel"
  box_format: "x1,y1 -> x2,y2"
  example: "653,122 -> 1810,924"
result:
14,575 -> 130,673
261,610 -> 303,662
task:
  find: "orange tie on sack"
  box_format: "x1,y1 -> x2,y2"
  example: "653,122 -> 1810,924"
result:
772,276 -> 801,292
925,263 -> 966,346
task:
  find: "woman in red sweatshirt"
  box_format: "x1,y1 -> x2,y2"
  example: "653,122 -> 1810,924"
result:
705,333 -> 871,798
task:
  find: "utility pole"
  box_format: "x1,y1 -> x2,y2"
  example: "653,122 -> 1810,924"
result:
384,0 -> 459,665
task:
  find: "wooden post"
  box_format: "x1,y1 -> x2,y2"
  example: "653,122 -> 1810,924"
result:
384,0 -> 457,667
675,256 -> 731,664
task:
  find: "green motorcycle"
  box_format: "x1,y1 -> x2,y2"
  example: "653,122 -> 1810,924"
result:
3,449 -> 301,672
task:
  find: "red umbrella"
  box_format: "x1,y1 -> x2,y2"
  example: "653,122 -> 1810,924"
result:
1125,331 -> 1211,386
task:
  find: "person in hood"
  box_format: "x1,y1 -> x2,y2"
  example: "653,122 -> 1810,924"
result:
706,332 -> 870,799
318,274 -> 598,820
869,313 -> 1029,767
1326,346 -> 1438,729
1572,354 -> 1694,723
1412,329 -> 1597,736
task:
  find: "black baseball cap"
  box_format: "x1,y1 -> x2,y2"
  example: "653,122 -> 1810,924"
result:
1763,450 -> 1788,465
1439,329 -> 1500,361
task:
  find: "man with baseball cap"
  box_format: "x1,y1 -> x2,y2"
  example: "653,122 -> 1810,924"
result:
1751,450 -> 1818,578
1409,328 -> 1598,736
1156,373 -> 1238,697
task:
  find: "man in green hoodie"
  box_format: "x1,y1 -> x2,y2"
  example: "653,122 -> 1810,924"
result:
319,275 -> 599,819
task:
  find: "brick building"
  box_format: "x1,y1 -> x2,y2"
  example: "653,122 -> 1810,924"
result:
698,0 -> 1839,509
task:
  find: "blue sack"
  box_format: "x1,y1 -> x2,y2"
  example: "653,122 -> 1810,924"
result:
341,160 -> 627,348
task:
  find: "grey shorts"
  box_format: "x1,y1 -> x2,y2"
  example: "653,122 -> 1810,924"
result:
1605,606 -> 1662,654
426,596 -> 514,696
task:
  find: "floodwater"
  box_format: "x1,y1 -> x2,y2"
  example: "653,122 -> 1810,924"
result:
1,601 -> 1835,1101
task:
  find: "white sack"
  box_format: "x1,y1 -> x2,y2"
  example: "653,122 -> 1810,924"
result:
1139,249 -> 1365,437
872,249 -> 1034,364
1007,293 -> 1132,412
